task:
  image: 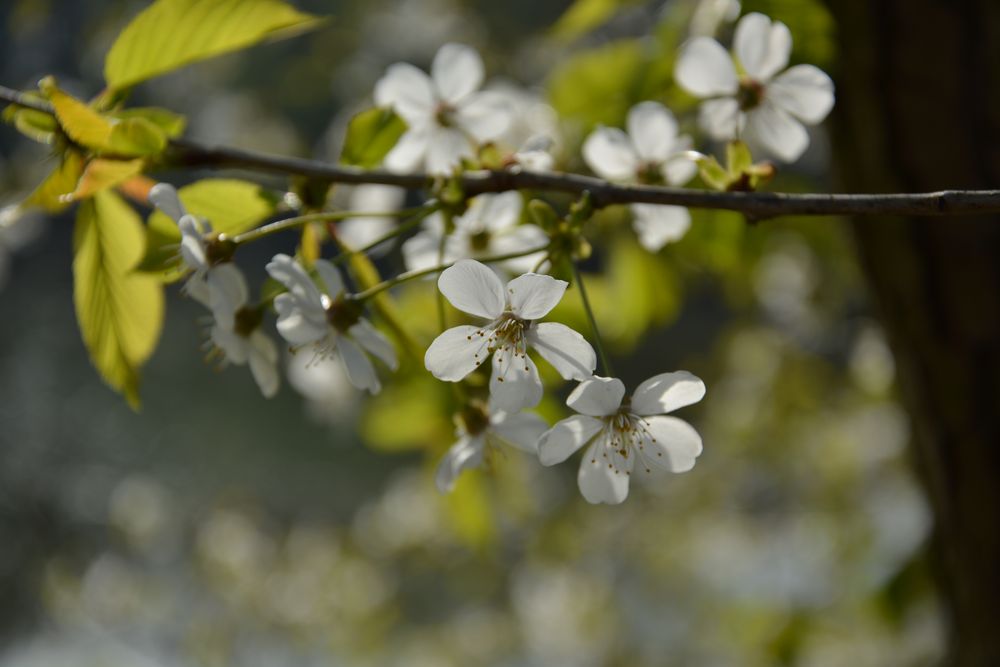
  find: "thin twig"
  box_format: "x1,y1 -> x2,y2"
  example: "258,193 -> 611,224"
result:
4,84 -> 1000,219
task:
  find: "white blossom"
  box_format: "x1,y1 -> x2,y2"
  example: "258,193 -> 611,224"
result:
402,192 -> 547,273
675,11 -> 835,162
336,184 -> 405,254
266,254 -> 398,394
148,182 -> 216,304
425,259 -> 596,412
539,372 -> 706,504
374,43 -> 511,174
435,401 -> 547,492
689,0 -> 741,37
582,101 -> 697,251
202,263 -> 280,398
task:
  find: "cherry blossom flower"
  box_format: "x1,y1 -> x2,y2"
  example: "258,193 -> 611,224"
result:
374,43 -> 511,174
202,263 -> 280,398
675,11 -> 835,162
582,101 -> 697,251
402,192 -> 547,273
266,254 -> 397,394
539,372 -> 706,504
689,0 -> 741,37
424,259 -> 596,412
435,400 -> 548,492
148,183 -> 216,304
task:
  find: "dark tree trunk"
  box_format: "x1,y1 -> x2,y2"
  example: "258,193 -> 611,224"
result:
827,1 -> 1000,664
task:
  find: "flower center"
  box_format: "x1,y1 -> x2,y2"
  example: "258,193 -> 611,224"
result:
435,101 -> 457,128
635,161 -> 665,186
469,229 -> 492,252
233,306 -> 263,338
459,400 -> 491,437
737,76 -> 766,112
469,312 -> 531,378
589,409 -> 663,476
324,296 -> 363,333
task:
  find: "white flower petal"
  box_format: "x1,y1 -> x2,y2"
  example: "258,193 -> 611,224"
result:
211,325 -> 248,363
630,204 -> 691,251
743,101 -> 810,162
337,335 -> 380,394
475,191 -> 523,232
313,259 -> 345,298
662,135 -> 698,185
734,12 -> 791,82
490,410 -> 548,453
178,215 -> 207,270
337,216 -> 395,252
528,322 -> 596,381
490,224 -> 549,274
577,441 -> 630,504
506,273 -> 567,320
184,273 -> 212,307
435,435 -> 484,493
206,263 -> 248,327
432,43 -> 484,104
489,350 -> 543,412
383,126 -> 430,172
148,183 -> 185,222
538,415 -> 604,465
675,37 -> 739,97
424,325 -> 490,381
426,126 -> 473,174
627,101 -> 680,163
402,229 -> 444,272
266,254 -> 325,312
566,376 -> 625,417
248,330 -> 280,398
768,64 -> 835,124
374,62 -> 435,123
455,90 -> 512,141
698,97 -> 742,140
631,370 -> 707,415
643,415 -> 703,472
438,259 -> 506,319
582,126 -> 639,181
349,318 -> 398,370
274,294 -> 328,345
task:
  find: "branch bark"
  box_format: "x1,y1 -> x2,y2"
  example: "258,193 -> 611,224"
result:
4,84 -> 1000,219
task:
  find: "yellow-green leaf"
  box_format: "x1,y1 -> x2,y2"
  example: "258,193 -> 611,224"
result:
108,117 -> 168,156
551,0 -> 640,41
70,158 -> 146,200
548,39 -> 646,128
340,108 -> 407,168
111,107 -> 187,138
104,0 -> 325,91
25,151 -> 86,212
42,79 -> 115,149
138,179 -> 277,278
74,191 -> 165,409
3,106 -> 58,144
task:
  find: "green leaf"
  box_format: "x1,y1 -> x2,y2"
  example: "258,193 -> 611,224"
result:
340,108 -> 407,168
104,0 -> 325,91
697,155 -> 730,191
25,151 -> 86,212
3,105 -> 58,144
42,78 -> 114,149
108,117 -> 168,156
138,179 -> 277,278
74,191 -> 165,409
548,39 -> 646,128
110,107 -> 187,138
550,0 -> 639,41
726,140 -> 753,175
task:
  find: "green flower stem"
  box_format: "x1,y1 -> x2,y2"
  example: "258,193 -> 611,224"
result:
232,204 -> 434,245
351,244 -> 551,302
331,202 -> 440,264
571,262 -> 613,377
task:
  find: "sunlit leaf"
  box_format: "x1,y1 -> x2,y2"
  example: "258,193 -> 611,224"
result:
548,40 -> 646,128
340,108 -> 407,168
42,78 -> 114,150
108,117 -> 168,156
550,0 -> 640,41
25,151 -> 86,212
74,191 -> 165,409
3,106 -> 58,144
362,378 -> 452,452
138,179 -> 278,278
104,0 -> 324,91
70,158 -> 146,200
110,107 -> 187,138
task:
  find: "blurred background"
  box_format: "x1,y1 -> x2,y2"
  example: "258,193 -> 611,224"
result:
0,0 -> 956,665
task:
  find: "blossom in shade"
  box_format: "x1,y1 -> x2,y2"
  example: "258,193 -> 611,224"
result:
582,101 -> 697,251
266,254 -> 397,394
148,182 -> 216,304
424,259 -> 596,412
202,263 -> 280,398
674,11 -> 835,162
538,372 -> 706,504
336,184 -> 405,255
374,43 -> 511,174
402,192 -> 547,274
435,401 -> 548,492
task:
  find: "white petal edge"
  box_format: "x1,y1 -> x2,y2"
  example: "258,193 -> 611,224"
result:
435,436 -> 484,493
643,415 -> 703,472
374,62 -> 436,123
630,204 -> 691,252
538,415 -> 604,466
630,370 -> 707,416
489,351 -> 543,413
675,37 -> 739,97
528,322 -> 596,381
438,259 -> 506,319
627,101 -> 680,163
349,318 -> 398,370
506,273 -> 567,320
743,102 -> 810,163
734,12 -> 791,82
768,64 -> 835,124
148,183 -> 185,222
582,126 -> 639,181
337,335 -> 380,394
248,331 -> 280,398
424,325 -> 490,381
577,441 -> 631,504
490,410 -> 548,453
566,376 -> 625,417
432,43 -> 484,104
